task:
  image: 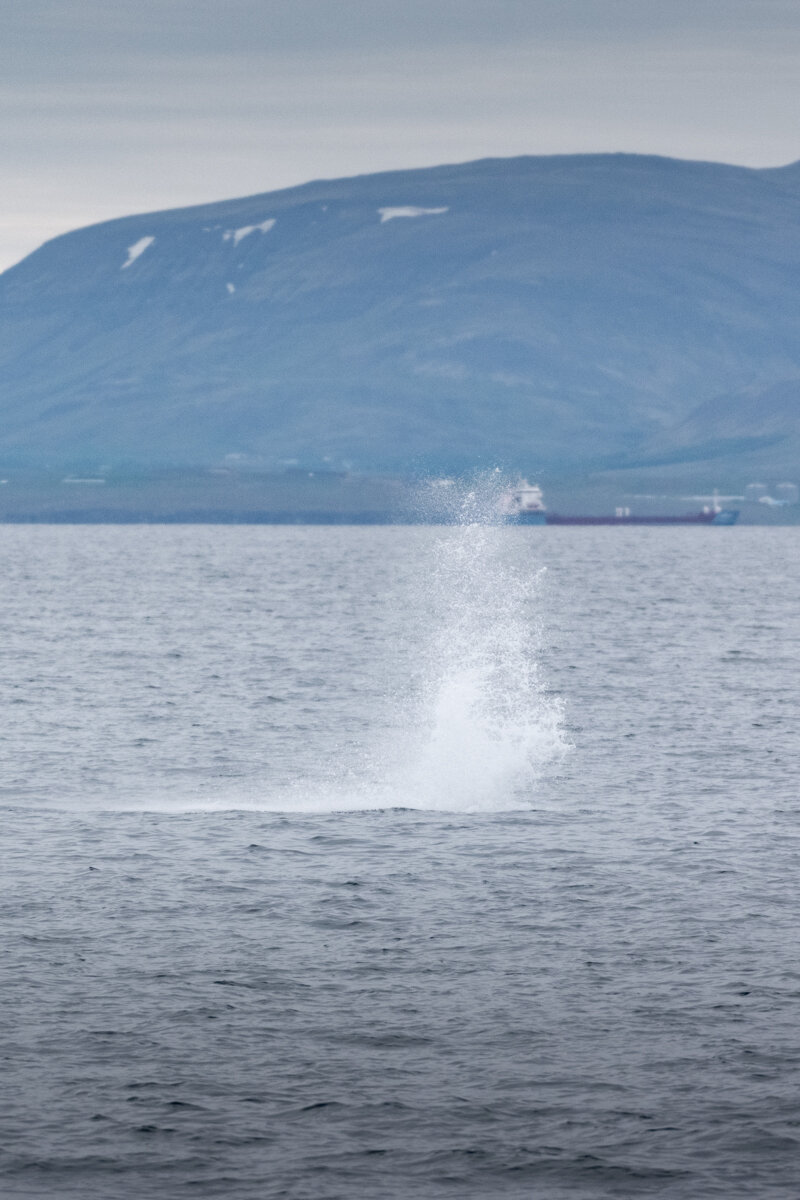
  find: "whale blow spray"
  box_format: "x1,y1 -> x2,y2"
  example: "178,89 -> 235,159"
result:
390,475 -> 566,810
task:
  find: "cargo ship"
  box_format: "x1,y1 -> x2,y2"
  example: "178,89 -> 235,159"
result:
503,482 -> 739,526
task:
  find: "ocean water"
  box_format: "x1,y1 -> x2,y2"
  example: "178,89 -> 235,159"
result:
1,520 -> 799,1199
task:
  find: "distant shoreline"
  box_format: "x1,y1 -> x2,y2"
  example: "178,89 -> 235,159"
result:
0,471 -> 797,525
0,512 -> 796,526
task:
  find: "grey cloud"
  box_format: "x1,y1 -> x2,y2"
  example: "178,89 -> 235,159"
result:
6,0 -> 800,61
2,0 -> 800,270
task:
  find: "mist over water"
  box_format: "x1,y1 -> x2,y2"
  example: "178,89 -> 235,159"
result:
247,475 -> 566,814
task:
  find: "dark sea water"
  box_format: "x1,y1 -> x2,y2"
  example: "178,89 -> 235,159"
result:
1,521 -> 799,1199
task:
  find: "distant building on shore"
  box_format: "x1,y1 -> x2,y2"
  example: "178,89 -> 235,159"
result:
746,481 -> 798,506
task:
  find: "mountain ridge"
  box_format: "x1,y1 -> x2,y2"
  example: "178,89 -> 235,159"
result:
2,152 -> 800,475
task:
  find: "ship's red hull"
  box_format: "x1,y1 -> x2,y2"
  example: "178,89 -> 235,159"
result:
544,510 -> 738,525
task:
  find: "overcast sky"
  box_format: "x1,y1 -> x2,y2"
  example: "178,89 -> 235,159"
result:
2,0 -> 800,271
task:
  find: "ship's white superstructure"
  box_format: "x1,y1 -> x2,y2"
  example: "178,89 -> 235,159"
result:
503,479 -> 546,518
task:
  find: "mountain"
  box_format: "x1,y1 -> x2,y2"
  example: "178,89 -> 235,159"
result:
2,153 -> 800,474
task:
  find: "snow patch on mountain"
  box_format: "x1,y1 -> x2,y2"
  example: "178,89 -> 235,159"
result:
121,236 -> 155,269
223,219 -> 276,246
378,206 -> 448,223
